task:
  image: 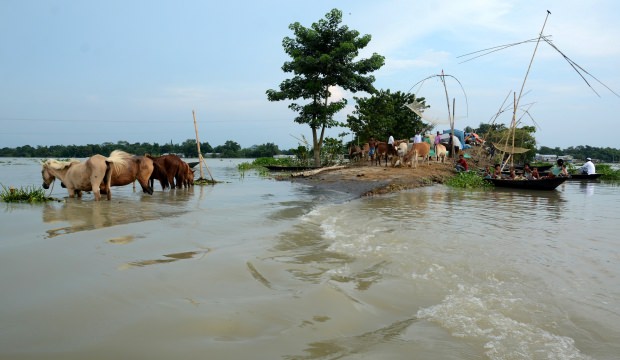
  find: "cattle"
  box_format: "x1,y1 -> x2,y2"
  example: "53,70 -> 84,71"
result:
403,142 -> 431,168
348,145 -> 363,162
361,142 -> 370,161
373,142 -> 398,167
392,140 -> 409,167
435,143 -> 448,163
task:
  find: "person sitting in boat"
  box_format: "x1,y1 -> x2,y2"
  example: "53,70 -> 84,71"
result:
548,158 -> 569,178
493,164 -> 503,179
509,166 -> 523,180
483,165 -> 494,179
523,163 -> 534,179
455,154 -> 468,172
579,157 -> 596,175
531,167 -> 541,179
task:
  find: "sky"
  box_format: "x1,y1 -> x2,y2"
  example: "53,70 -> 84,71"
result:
1,0 -> 619,151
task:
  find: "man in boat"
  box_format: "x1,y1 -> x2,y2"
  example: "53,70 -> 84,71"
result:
579,157 -> 596,175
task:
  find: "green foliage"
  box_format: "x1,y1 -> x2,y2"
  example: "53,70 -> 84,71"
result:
320,137 -> 345,166
0,184 -> 54,203
445,171 -> 492,189
213,140 -> 242,158
266,8 -> 384,166
596,164 -> 620,180
476,123 -> 537,163
347,90 -> 427,143
0,140 -> 214,158
538,145 -> 620,163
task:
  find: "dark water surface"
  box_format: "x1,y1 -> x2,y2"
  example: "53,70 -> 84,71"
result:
1,158 -> 618,359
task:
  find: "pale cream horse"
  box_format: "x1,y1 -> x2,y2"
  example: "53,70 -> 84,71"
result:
41,154 -> 126,201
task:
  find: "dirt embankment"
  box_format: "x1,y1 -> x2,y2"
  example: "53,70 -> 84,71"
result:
285,161 -> 457,197
283,147 -> 490,197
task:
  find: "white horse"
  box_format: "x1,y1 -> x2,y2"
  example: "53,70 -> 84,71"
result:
41,154 -> 125,201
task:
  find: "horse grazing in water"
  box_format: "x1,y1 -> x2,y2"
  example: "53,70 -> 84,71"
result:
101,150 -> 155,195
146,154 -> 193,190
41,154 -> 123,201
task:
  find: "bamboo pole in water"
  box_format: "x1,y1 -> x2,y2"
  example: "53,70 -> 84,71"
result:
192,110 -> 214,181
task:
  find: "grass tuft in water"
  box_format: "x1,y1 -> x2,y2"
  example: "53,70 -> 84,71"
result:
0,184 -> 54,203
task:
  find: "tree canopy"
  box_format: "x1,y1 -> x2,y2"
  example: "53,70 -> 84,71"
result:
266,8 -> 385,166
347,90 -> 428,144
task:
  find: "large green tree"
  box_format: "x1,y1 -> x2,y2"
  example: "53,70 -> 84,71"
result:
347,90 -> 427,144
266,8 -> 385,167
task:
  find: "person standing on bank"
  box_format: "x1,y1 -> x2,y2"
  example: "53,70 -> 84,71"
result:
580,157 -> 596,175
434,131 -> 441,155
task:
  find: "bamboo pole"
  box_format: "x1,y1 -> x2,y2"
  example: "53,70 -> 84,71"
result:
192,110 -> 214,181
506,11 -> 551,171
439,70 -> 456,158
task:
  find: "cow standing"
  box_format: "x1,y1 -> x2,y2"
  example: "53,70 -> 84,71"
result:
403,142 -> 431,168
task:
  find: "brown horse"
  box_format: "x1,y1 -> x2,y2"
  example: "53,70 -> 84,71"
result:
147,154 -> 193,190
41,154 -> 123,201
100,150 -> 155,195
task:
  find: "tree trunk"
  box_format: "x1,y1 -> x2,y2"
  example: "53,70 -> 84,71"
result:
312,128 -> 321,167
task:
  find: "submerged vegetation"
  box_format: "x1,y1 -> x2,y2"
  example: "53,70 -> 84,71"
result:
596,164 -> 620,180
238,157 -> 305,177
445,171 -> 492,189
0,184 -> 55,203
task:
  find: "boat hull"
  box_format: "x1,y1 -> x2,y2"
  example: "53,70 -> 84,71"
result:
485,177 -> 568,190
567,173 -> 602,180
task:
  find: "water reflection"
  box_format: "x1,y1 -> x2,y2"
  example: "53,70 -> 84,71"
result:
42,191 -> 193,238
285,317 -> 418,360
579,181 -> 595,196
119,249 -> 210,269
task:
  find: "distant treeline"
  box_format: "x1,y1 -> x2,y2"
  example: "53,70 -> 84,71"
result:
1,140 -> 618,162
537,145 -> 620,163
0,139 -> 298,159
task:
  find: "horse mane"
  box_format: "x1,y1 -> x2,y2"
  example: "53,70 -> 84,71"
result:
43,158 -> 80,170
108,150 -> 131,173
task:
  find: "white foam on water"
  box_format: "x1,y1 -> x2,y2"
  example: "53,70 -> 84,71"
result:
417,283 -> 593,360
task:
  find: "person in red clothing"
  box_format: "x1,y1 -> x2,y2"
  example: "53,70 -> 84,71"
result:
455,154 -> 468,172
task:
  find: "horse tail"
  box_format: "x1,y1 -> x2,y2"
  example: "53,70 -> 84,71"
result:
103,161 -> 114,200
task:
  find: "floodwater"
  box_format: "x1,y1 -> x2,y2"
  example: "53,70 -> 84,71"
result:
1,157 -> 619,360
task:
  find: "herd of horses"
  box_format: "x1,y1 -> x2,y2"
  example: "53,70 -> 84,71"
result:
41,150 -> 195,201
348,139 -> 448,168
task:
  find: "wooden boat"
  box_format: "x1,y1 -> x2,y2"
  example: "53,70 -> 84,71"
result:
485,177 -> 567,190
567,173 -> 602,180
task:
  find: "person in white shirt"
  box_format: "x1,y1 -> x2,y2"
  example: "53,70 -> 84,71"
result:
580,157 -> 596,175
413,133 -> 422,144
388,135 -> 394,146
